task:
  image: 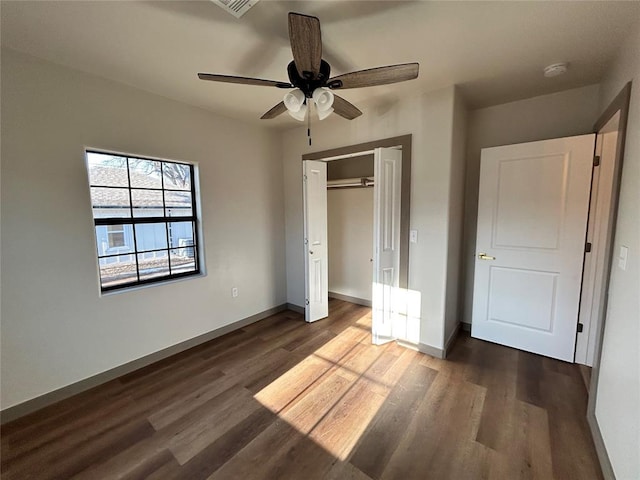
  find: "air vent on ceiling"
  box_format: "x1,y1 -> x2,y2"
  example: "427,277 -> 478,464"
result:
210,0 -> 260,18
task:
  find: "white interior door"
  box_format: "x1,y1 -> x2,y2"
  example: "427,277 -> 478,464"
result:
303,160 -> 329,323
471,135 -> 595,362
372,147 -> 402,344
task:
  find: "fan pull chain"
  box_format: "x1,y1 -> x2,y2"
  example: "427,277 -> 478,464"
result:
307,102 -> 312,146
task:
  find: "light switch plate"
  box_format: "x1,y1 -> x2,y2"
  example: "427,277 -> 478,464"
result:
410,230 -> 418,243
618,245 -> 628,270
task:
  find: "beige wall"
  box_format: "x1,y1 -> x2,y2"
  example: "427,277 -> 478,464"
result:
444,89 -> 468,346
594,23 -> 640,480
283,86 -> 465,350
461,84 -> 601,325
0,49 -> 286,409
327,188 -> 374,302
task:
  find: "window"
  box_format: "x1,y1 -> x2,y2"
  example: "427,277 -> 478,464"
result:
107,225 -> 126,248
86,150 -> 200,291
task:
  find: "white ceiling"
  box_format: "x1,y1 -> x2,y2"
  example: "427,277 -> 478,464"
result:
2,1 -> 639,129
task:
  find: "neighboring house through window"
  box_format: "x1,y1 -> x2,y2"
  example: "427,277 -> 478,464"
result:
107,225 -> 126,248
86,150 -> 201,291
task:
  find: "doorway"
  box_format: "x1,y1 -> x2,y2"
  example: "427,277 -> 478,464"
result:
327,154 -> 375,308
471,81 -> 631,367
301,135 -> 412,344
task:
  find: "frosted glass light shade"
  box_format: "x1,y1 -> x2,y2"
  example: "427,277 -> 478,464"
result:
288,103 -> 307,121
283,88 -> 306,112
312,87 -> 334,112
317,107 -> 334,121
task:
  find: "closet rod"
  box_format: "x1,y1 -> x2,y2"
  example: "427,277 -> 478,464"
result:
327,177 -> 374,189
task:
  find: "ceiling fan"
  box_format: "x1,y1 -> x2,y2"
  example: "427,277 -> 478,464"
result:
198,12 -> 419,122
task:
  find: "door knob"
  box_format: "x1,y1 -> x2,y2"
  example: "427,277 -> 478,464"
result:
309,251 -> 314,255
478,253 -> 495,260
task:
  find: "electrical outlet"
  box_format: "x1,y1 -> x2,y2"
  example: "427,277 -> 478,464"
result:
232,287 -> 238,298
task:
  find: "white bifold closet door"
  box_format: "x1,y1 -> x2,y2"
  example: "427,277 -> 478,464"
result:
372,147 -> 402,345
303,160 -> 329,323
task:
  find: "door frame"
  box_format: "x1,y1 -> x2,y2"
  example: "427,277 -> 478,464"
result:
584,82 -> 632,480
301,134 -> 412,314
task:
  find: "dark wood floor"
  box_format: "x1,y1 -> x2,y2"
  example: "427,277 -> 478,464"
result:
1,299 -> 603,479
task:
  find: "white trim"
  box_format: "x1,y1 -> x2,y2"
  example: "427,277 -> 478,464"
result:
316,149 -> 375,162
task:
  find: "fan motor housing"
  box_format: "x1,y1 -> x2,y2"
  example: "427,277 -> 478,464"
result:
287,60 -> 331,97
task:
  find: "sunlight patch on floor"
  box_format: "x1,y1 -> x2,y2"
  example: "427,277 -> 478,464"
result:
253,309 -> 414,460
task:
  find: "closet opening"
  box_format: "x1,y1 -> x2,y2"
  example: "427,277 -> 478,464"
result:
301,135 -> 412,345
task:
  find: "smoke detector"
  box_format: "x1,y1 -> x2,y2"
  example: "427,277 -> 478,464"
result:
544,63 -> 569,78
210,0 -> 260,18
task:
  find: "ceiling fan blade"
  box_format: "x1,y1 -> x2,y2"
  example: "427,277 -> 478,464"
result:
288,12 -> 322,79
333,95 -> 362,120
329,63 -> 419,89
198,73 -> 292,88
261,101 -> 288,120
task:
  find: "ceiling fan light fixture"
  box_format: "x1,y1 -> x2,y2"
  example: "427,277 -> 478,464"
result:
288,102 -> 308,121
312,87 -> 334,112
284,88 -> 306,112
198,13 -> 418,124
317,107 -> 334,121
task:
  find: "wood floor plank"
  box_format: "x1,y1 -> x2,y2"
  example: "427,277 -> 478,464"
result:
349,362 -> 438,479
205,420 -> 306,480
167,407 -> 277,480
371,347 -> 422,396
6,364 -> 227,472
542,371 -> 604,480
70,431 -> 169,479
243,351 -> 308,394
118,449 -> 177,480
3,394 -> 137,467
6,417 -> 155,480
279,372 -> 354,433
307,378 -> 388,461
253,354 -> 335,413
0,378 -> 125,439
508,400 -> 554,480
281,326 -> 336,353
516,350 -> 546,408
325,460 -> 373,480
73,385 -> 262,478
166,385 -> 261,464
380,374 -> 486,479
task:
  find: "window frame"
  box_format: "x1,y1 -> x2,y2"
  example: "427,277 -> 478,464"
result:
86,149 -> 201,292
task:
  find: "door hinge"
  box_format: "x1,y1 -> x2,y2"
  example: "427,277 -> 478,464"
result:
305,299 -> 310,306
585,242 -> 592,253
593,155 -> 601,167
577,323 -> 584,333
